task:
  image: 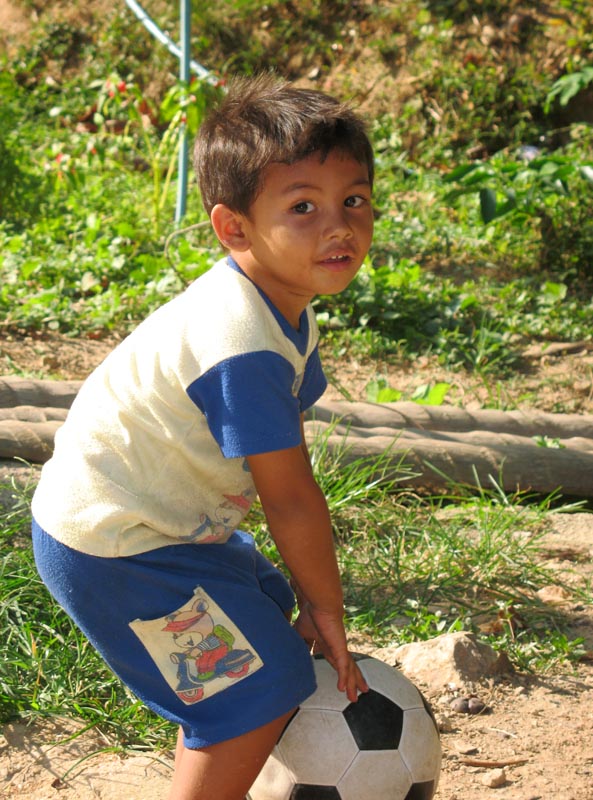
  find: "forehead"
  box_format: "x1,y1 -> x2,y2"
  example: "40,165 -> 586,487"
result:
261,150 -> 371,194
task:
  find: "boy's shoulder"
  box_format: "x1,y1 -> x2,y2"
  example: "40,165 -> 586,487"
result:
186,257 -> 261,306
125,258 -> 304,365
145,257 -> 264,329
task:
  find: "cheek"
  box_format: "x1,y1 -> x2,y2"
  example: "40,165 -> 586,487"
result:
359,216 -> 374,246
263,221 -> 313,249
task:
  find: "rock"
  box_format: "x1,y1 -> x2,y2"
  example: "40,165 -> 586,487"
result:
468,696 -> 488,714
449,695 -> 488,715
452,740 -> 479,755
374,632 -> 512,691
435,713 -> 455,732
450,697 -> 471,714
481,768 -> 507,788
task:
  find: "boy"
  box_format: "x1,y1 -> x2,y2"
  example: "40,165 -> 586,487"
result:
32,73 -> 375,800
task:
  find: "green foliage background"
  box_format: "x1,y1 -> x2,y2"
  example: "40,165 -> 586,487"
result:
0,0 -> 592,367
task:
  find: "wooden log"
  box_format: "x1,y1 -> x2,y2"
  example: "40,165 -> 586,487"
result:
0,377 -> 82,409
307,400 -> 593,440
305,420 -> 593,453
0,420 -> 62,463
0,406 -> 69,423
0,379 -> 592,497
304,423 -> 593,497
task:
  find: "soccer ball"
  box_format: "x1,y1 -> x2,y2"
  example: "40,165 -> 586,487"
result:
249,653 -> 441,800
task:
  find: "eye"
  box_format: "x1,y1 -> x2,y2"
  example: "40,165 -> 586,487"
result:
292,201 -> 315,214
344,195 -> 367,208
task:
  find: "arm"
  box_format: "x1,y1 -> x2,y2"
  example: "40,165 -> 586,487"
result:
247,418 -> 367,702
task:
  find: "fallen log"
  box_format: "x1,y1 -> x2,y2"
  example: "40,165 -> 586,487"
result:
304,423 -> 593,497
0,406 -> 69,423
308,400 -> 593,440
1,377 -> 593,498
0,420 -> 62,463
305,420 -> 593,453
0,377 -> 81,409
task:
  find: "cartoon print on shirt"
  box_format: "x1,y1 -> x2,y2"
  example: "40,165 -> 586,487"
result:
180,486 -> 255,544
129,586 -> 263,705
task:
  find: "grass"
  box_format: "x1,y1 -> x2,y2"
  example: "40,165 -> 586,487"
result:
2,439 -> 589,754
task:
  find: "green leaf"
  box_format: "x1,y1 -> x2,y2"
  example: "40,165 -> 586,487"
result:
541,281 -> 567,304
479,188 -> 498,223
366,379 -> 402,403
411,382 -> 451,406
442,163 -> 481,183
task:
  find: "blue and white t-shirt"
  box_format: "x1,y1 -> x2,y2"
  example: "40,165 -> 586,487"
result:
32,257 -> 327,557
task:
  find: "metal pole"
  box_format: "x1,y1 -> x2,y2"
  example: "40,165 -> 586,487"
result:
175,0 -> 191,224
123,0 -> 214,81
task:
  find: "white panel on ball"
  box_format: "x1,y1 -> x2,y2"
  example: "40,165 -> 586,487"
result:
399,706 -> 443,783
300,656 -> 351,712
277,708 -> 358,785
338,749 -> 413,800
358,656 -> 424,711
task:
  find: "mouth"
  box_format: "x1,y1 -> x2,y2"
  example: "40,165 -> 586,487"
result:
319,253 -> 355,270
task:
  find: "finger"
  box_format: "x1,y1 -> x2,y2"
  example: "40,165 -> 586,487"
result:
339,658 -> 368,703
352,662 -> 369,699
334,653 -> 354,693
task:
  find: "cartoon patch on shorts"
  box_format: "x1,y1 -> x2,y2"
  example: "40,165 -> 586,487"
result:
129,586 -> 263,705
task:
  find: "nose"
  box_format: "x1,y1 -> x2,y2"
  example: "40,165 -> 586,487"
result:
323,206 -> 353,239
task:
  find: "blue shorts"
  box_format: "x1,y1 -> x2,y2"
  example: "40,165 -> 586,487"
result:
32,521 -> 316,749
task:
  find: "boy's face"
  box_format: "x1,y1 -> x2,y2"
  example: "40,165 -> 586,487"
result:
228,150 -> 373,326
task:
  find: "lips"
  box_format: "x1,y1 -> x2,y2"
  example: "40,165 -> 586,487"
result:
319,251 -> 356,269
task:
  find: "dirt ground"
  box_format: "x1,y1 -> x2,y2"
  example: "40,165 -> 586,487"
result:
1,331 -> 593,799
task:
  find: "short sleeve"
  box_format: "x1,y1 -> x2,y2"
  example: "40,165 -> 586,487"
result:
186,351 -> 302,458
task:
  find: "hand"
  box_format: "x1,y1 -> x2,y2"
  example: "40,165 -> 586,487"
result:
294,603 -> 368,703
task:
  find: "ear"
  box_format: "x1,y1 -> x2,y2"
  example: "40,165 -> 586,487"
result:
210,204 -> 251,251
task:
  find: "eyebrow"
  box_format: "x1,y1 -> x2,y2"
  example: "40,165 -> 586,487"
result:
282,177 -> 371,195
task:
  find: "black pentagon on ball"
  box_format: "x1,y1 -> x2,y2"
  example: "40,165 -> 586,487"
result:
405,780 -> 438,800
290,784 -> 342,799
343,688 -> 405,750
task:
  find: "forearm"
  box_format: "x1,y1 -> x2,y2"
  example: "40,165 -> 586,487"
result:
246,444 -> 367,700
263,481 -> 343,614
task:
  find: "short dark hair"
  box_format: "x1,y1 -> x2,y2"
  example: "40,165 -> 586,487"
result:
194,73 -> 374,216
